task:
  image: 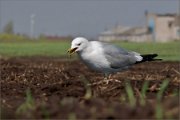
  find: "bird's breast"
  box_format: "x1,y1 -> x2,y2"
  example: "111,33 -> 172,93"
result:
78,50 -> 110,71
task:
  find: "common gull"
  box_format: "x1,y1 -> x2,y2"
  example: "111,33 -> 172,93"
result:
68,37 -> 161,83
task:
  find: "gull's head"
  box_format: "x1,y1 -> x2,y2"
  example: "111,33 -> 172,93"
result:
68,37 -> 89,55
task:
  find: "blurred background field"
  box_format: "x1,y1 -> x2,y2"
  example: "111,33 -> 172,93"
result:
0,1 -> 179,61
0,37 -> 179,61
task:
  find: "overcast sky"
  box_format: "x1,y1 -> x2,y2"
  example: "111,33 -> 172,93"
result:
0,0 -> 179,38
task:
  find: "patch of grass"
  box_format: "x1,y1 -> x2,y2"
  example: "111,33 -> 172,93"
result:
155,80 -> 170,119
125,81 -> 136,107
157,80 -> 170,102
79,75 -> 92,99
68,112 -> 77,120
155,103 -> 164,120
16,89 -> 35,115
0,39 -> 179,61
41,104 -> 50,119
141,81 -> 149,98
125,80 -> 149,106
0,40 -> 70,57
140,80 -> 149,105
123,80 -> 171,119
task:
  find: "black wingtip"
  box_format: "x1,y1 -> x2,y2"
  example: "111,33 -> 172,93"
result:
135,53 -> 162,64
141,53 -> 157,58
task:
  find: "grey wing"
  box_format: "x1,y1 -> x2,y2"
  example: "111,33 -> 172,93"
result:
101,43 -> 137,69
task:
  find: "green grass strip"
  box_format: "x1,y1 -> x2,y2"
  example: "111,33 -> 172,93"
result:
125,81 -> 136,107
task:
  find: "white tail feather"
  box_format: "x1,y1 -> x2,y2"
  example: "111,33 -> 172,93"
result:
131,52 -> 143,61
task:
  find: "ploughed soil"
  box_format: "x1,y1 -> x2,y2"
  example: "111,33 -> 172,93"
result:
1,57 -> 179,119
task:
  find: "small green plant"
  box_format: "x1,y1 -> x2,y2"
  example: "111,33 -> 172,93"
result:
155,103 -> 163,120
155,80 -> 170,119
79,75 -> 92,99
40,102 -> 50,119
139,80 -> 150,106
141,80 -> 149,98
125,81 -> 136,107
16,88 -> 35,114
157,80 -> 169,102
123,79 -> 170,119
68,112 -> 76,120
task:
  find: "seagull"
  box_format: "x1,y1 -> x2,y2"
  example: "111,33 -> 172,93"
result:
68,37 -> 161,84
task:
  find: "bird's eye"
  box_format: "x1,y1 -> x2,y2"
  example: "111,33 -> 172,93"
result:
77,43 -> 81,46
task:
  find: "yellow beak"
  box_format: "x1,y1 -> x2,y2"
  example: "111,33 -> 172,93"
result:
67,47 -> 78,55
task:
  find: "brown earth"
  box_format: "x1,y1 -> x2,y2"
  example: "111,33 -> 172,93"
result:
0,57 -> 180,119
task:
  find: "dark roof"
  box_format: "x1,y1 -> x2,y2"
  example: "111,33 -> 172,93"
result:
156,13 -> 177,17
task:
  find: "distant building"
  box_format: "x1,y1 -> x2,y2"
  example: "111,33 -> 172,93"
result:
98,12 -> 180,42
98,25 -> 152,42
146,13 -> 180,42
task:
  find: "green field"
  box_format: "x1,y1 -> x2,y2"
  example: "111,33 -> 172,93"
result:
0,40 -> 179,61
0,40 -> 70,57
